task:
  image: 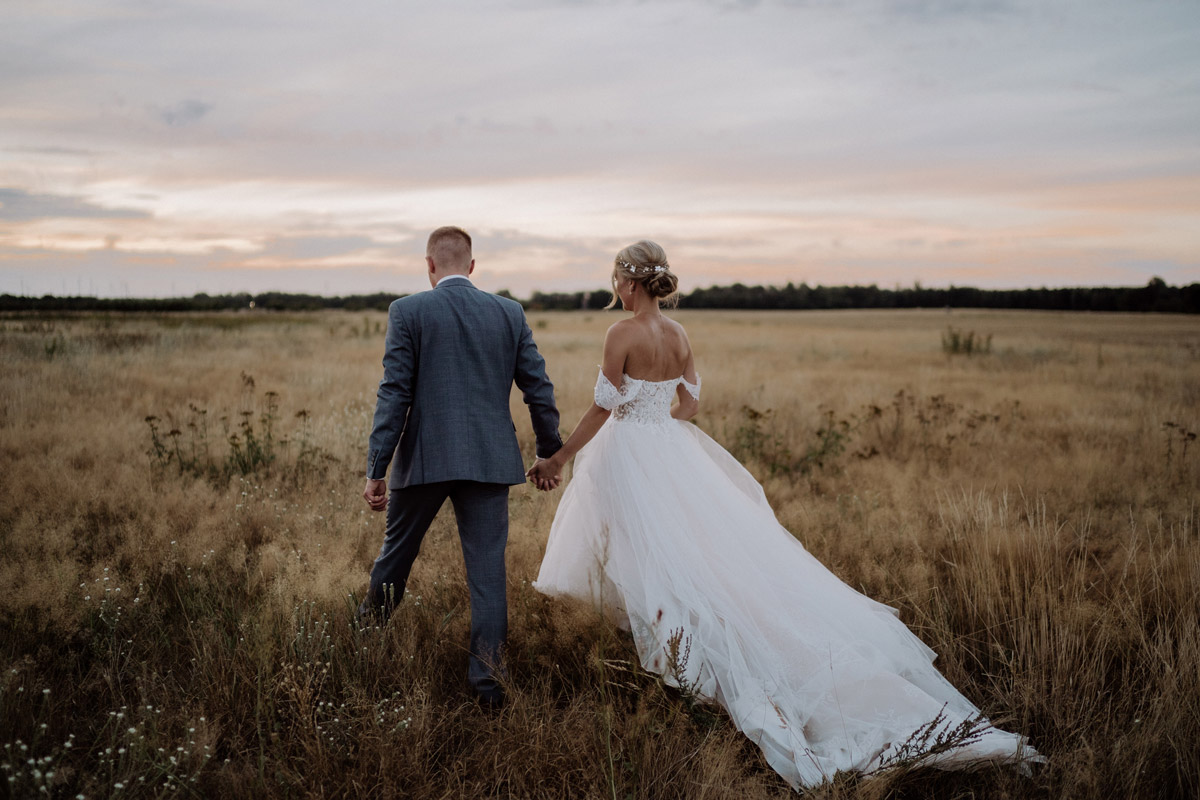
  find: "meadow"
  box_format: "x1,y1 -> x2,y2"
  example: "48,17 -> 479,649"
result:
0,307 -> 1197,799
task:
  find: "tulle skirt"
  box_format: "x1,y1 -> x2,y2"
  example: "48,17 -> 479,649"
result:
534,418 -> 1041,788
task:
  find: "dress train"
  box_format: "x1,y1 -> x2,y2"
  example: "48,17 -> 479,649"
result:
534,372 -> 1042,788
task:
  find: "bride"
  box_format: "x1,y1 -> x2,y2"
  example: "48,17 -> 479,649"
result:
526,241 -> 1043,789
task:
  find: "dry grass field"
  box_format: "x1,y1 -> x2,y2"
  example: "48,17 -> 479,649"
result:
1,307 -> 1198,799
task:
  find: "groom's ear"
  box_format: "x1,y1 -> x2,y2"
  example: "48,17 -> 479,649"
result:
426,256 -> 436,275
468,259 -> 475,276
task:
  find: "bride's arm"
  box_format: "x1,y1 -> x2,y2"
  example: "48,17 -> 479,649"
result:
543,403 -> 610,472
528,325 -> 629,485
671,337 -> 699,421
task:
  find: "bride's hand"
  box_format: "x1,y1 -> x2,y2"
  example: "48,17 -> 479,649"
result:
526,457 -> 562,491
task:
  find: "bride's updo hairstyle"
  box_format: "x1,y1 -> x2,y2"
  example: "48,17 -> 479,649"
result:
606,240 -> 680,309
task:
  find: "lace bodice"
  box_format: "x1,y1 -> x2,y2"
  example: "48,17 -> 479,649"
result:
594,370 -> 700,425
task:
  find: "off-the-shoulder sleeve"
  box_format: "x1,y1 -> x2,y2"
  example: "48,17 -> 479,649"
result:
594,369 -> 640,410
681,374 -> 701,400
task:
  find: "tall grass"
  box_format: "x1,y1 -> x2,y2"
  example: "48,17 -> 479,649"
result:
0,309 -> 1197,798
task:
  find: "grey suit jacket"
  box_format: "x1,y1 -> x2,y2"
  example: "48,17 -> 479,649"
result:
366,278 -> 562,488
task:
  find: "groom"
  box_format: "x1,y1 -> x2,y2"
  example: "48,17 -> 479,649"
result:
361,225 -> 562,707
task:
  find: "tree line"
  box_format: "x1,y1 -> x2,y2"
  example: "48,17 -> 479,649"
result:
2,278 -> 1196,314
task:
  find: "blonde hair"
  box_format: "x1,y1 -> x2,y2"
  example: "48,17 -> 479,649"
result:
605,240 -> 679,309
426,226 -> 472,271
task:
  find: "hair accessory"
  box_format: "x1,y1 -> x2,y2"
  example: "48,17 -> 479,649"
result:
618,259 -> 667,275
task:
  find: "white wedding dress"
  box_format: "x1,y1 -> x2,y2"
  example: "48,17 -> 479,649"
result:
534,371 -> 1042,789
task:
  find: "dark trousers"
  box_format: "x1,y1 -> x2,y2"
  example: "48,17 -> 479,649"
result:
360,480 -> 510,698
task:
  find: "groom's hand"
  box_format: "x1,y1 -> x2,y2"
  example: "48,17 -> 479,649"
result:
363,478 -> 388,511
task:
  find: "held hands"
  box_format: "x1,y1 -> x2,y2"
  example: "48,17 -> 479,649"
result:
363,478 -> 388,512
526,456 -> 563,492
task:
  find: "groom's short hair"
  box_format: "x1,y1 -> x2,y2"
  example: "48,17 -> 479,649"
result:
427,226 -> 473,271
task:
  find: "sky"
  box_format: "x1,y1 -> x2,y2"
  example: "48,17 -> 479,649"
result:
1,0 -> 1198,298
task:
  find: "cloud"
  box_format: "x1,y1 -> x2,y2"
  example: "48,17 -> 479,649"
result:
153,99 -> 212,127
0,188 -> 150,221
257,235 -> 379,261
4,146 -> 100,157
885,0 -> 1018,22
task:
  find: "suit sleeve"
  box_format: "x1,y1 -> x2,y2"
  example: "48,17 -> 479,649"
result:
366,303 -> 416,480
513,315 -> 563,459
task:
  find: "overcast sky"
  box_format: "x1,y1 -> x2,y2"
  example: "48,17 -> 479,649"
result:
1,0 -> 1197,297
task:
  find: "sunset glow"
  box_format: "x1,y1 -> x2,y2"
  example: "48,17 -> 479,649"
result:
2,0 -> 1197,298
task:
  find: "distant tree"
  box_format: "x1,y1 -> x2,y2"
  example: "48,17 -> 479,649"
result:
2,279 -> 1196,314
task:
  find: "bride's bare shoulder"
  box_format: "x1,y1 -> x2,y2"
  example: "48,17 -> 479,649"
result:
604,318 -> 641,342
664,315 -> 690,339
601,319 -> 639,363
